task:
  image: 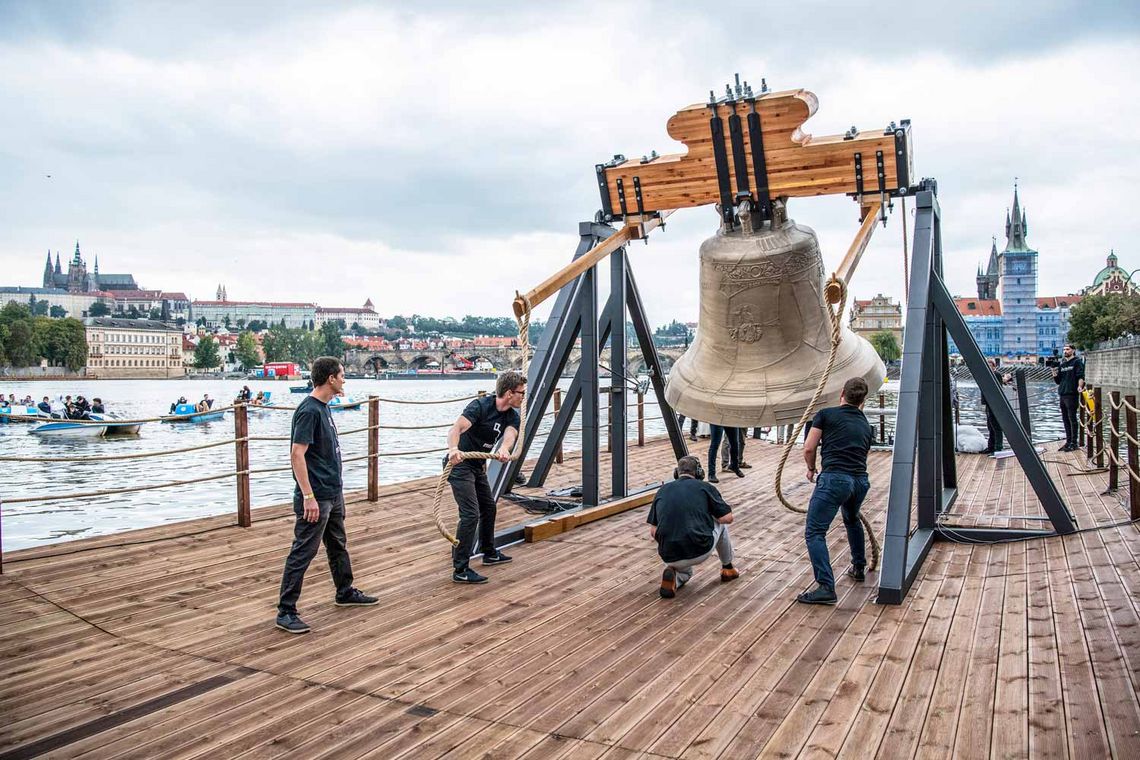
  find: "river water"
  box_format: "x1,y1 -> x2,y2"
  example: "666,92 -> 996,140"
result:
0,377 -> 1069,552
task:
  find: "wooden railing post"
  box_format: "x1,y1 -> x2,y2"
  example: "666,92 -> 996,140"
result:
554,388 -> 563,464
234,403 -> 251,528
1109,391 -> 1120,491
878,391 -> 886,444
637,391 -> 645,447
368,396 -> 379,502
1127,395 -> 1139,520
1094,387 -> 1104,468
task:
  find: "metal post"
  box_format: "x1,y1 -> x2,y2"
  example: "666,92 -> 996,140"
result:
609,245 -> 628,498
580,265 -> 600,507
1085,398 -> 1093,460
1014,368 -> 1032,439
234,403 -> 251,528
554,388 -> 563,464
1079,402 -> 1087,448
637,391 -> 645,447
367,396 -> 379,502
1109,391 -> 1120,491
1127,396 -> 1139,519
606,388 -> 612,454
1094,387 -> 1104,468
878,391 -> 886,443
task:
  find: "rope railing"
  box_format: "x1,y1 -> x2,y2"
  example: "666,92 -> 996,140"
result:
3,470 -> 244,505
0,436 -> 245,463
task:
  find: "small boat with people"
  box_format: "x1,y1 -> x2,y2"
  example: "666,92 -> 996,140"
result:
161,400 -> 225,423
0,405 -> 52,424
29,413 -> 143,437
328,395 -> 366,411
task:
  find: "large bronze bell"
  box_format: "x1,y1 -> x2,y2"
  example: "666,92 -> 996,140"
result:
666,216 -> 885,427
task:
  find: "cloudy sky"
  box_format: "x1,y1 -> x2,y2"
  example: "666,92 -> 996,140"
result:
1,0 -> 1137,326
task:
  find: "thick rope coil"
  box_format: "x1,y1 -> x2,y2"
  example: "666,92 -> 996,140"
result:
431,295 -> 532,544
772,276 -> 881,572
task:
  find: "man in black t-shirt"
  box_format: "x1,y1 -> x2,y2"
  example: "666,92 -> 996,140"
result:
275,357 -> 377,634
647,455 -> 739,599
446,370 -> 525,583
797,377 -> 874,605
1052,344 -> 1085,452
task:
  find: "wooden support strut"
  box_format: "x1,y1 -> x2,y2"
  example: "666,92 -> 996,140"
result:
513,211 -> 673,318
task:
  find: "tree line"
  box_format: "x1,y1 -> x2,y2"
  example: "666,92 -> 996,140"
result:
0,302 -> 88,370
192,322 -> 347,370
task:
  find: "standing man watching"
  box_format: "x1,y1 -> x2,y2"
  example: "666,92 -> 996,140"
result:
1053,343 -> 1085,452
797,377 -> 874,605
446,370 -> 525,584
275,356 -> 377,634
648,455 -> 739,599
982,358 -> 1013,455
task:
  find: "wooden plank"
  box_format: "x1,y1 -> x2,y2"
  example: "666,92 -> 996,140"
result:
525,490 -> 657,542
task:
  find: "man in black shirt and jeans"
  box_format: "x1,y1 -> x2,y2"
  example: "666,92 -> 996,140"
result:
647,455 -> 739,598
275,357 -> 377,634
1053,344 -> 1085,452
797,377 -> 874,605
446,370 -> 525,583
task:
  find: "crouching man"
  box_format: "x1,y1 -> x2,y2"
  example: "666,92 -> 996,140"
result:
647,455 -> 739,599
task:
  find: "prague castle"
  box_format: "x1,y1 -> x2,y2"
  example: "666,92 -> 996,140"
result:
42,242 -> 139,293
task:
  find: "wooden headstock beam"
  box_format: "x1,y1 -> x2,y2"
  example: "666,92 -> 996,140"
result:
598,89 -> 913,217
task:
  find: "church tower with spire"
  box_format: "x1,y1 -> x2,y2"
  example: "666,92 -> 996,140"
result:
997,183 -> 1038,357
42,251 -> 53,288
976,238 -> 1000,299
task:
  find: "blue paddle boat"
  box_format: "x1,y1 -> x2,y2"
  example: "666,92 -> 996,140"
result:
161,403 -> 225,423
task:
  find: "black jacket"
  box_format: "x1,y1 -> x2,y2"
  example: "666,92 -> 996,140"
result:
1053,356 -> 1084,396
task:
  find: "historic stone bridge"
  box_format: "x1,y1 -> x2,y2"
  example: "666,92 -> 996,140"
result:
344,346 -> 687,375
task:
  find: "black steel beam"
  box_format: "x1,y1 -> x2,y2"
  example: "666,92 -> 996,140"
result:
580,265 -> 600,507
610,246 -> 628,498
931,277 -> 1076,534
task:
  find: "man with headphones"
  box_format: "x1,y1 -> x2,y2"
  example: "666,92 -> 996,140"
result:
646,455 -> 739,598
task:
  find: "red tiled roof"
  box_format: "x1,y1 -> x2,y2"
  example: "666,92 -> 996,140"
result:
317,307 -> 377,314
112,290 -> 163,299
1037,295 -> 1083,309
161,292 -> 189,301
954,297 -> 1001,316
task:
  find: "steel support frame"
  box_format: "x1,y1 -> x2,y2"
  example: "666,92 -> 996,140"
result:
489,220 -> 687,516
876,179 -> 1076,605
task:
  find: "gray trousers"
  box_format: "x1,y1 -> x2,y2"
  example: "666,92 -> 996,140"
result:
720,427 -> 746,467
665,523 -> 734,585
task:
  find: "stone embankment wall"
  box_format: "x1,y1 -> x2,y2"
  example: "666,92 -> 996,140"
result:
1086,339 -> 1140,400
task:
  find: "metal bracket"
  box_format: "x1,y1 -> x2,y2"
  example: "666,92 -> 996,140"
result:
594,154 -> 626,222
616,178 -> 628,217
633,176 -> 647,243
875,150 -> 888,224
707,95 -> 736,226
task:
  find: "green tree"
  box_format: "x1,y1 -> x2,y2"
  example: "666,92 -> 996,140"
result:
49,305 -> 68,318
223,314 -> 232,329
1067,293 -> 1140,349
235,331 -> 261,371
262,324 -> 291,362
247,319 -> 267,332
35,318 -> 88,370
89,300 -> 111,317
387,315 -> 408,330
126,305 -> 141,319
869,330 -> 902,363
149,307 -> 162,320
193,335 -> 222,370
5,320 -> 36,366
319,321 -> 345,357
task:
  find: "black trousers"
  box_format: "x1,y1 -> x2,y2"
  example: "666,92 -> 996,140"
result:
277,493 -> 354,615
1059,394 -> 1079,447
985,406 -> 1003,452
708,425 -> 741,475
676,413 -> 699,437
449,463 -> 497,571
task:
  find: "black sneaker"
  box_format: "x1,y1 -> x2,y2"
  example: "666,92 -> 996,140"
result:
846,565 -> 865,583
275,612 -> 311,634
796,585 -> 838,605
708,473 -> 720,483
1057,443 -> 1070,451
660,568 -> 677,599
482,550 -> 513,565
730,466 -> 745,478
514,472 -> 527,485
453,568 -> 489,584
335,588 -> 379,606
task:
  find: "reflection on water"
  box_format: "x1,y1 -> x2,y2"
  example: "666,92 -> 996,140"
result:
0,377 -> 1070,552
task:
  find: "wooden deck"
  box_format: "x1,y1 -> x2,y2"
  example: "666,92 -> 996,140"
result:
3,436 -> 1139,759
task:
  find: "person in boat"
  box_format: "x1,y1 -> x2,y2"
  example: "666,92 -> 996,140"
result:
170,396 -> 188,414
91,398 -> 105,414
445,370 -> 525,584
21,395 -> 33,405
648,455 -> 739,599
275,356 -> 377,634
69,395 -> 91,419
252,391 -> 265,406
37,396 -> 52,415
797,376 -> 874,606
196,395 -> 211,413
238,385 -> 252,403
0,396 -> 9,410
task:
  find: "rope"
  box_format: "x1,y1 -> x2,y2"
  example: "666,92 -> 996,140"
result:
771,276 -> 881,572
3,470 -> 244,505
374,393 -> 481,405
0,436 -> 246,463
430,297 -> 532,545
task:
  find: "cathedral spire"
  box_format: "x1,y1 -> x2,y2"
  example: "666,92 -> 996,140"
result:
1003,183 -> 1030,251
94,255 -> 99,275
73,240 -> 82,265
54,252 -> 61,274
43,251 -> 53,288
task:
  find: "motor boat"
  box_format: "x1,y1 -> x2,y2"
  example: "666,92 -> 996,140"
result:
29,412 -> 143,437
328,396 -> 366,411
0,405 -> 52,423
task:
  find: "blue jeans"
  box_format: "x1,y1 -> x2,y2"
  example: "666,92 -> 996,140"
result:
805,472 -> 870,590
